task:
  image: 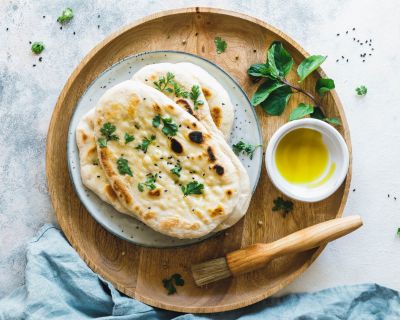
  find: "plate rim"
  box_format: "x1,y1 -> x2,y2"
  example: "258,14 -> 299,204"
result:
46,7 -> 352,313
66,49 -> 263,248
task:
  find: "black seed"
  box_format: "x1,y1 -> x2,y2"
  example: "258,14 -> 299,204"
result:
73,31 -> 76,35
336,59 -> 339,62
43,15 -> 46,18
29,41 -> 32,44
60,26 -> 62,30
39,57 -> 42,62
32,64 -> 36,67
353,27 -> 355,30
188,131 -> 204,143
253,49 -> 257,53
97,25 -> 100,29
346,59 -> 348,62
337,33 -> 340,36
98,14 -> 100,18
346,31 -> 348,34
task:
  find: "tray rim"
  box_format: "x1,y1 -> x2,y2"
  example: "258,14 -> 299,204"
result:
46,7 -> 352,313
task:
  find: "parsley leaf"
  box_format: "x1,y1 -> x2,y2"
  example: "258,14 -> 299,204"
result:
173,82 -> 189,98
161,117 -> 178,137
116,157 -> 133,177
162,274 -> 184,295
152,115 -> 161,128
153,72 -> 175,93
355,85 -> 367,96
100,122 -> 119,144
135,135 -> 156,153
97,137 -> 107,148
214,37 -> 227,54
31,42 -> 45,54
171,164 -> 182,177
181,181 -> 204,196
124,133 -> 135,144
190,85 -> 204,110
232,141 -> 261,160
272,197 -> 293,217
137,183 -> 144,192
138,174 -> 157,192
57,8 -> 74,24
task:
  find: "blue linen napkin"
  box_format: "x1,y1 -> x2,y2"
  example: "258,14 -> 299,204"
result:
0,224 -> 399,320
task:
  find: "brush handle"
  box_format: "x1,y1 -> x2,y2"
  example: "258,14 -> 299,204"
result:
226,215 -> 362,276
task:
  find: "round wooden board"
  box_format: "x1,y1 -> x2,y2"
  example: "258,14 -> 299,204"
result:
46,8 -> 352,313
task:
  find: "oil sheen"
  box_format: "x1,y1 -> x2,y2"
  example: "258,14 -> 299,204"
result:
275,128 -> 329,184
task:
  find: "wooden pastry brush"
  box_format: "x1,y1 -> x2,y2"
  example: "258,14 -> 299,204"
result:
191,215 -> 362,286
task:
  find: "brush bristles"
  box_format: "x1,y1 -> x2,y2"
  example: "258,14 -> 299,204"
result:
191,257 -> 232,286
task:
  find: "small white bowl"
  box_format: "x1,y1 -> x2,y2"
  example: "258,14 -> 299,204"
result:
265,118 -> 349,202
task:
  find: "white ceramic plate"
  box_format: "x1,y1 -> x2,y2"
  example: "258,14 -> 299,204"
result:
67,51 -> 263,248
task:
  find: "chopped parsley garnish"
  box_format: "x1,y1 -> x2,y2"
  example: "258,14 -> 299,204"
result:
31,42 -> 45,54
153,72 -> 175,93
116,157 -> 133,177
124,133 -> 135,144
152,115 -> 161,128
57,8 -> 74,24
135,135 -> 156,153
138,173 -> 157,192
162,273 -> 184,295
272,197 -> 293,217
189,85 -> 204,110
97,137 -> 107,148
181,181 -> 204,196
161,117 -> 178,137
99,122 -> 119,146
355,85 -> 367,96
171,164 -> 182,177
232,141 -> 261,160
397,228 -> 400,237
214,37 -> 227,54
173,82 -> 189,98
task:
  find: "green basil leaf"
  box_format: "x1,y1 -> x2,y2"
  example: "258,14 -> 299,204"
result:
289,103 -> 314,121
267,41 -> 294,78
297,55 -> 327,82
247,63 -> 272,77
259,85 -> 292,116
316,78 -> 335,96
311,106 -> 325,120
325,117 -> 341,125
251,79 -> 286,106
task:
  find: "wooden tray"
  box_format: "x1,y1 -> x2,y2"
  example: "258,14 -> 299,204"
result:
46,8 -> 351,313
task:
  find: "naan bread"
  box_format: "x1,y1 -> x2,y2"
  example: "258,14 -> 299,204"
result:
132,63 -> 234,140
93,80 -> 248,239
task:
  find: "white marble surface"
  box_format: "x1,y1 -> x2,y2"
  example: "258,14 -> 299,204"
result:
1,0 -> 399,298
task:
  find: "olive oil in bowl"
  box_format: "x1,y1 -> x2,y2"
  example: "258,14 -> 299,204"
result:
265,119 -> 349,202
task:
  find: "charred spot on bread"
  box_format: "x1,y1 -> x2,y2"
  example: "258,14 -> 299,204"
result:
211,107 -> 222,128
105,184 -> 118,201
213,164 -> 224,175
81,132 -> 88,143
171,138 -> 183,154
144,212 -> 155,220
176,99 -> 193,115
209,206 -> 224,218
188,131 -> 204,144
207,146 -> 216,162
152,103 -> 161,113
148,189 -> 161,197
202,87 -> 212,99
226,189 -> 233,196
112,180 -> 132,205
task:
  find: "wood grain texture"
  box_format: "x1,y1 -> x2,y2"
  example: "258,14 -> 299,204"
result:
46,8 -> 352,313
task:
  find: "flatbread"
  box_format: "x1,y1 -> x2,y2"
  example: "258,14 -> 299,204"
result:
92,80 -> 249,239
132,63 -> 234,140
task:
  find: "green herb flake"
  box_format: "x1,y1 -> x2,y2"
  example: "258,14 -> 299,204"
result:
181,181 -> 204,196
135,135 -> 156,153
152,115 -> 161,128
190,85 -> 204,110
355,85 -> 367,96
31,42 -> 45,54
232,141 -> 261,160
57,8 -> 74,24
173,82 -> 189,98
161,117 -> 178,137
116,157 -> 133,177
97,137 -> 107,148
272,196 -> 293,217
267,41 -> 294,78
138,183 -> 144,192
124,133 -> 135,144
162,274 -> 184,295
397,228 -> 400,237
153,72 -> 175,93
297,55 -> 327,82
171,164 -> 182,177
100,122 -> 119,142
214,37 -> 227,54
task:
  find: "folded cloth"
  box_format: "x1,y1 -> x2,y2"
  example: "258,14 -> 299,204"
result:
0,225 -> 399,320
